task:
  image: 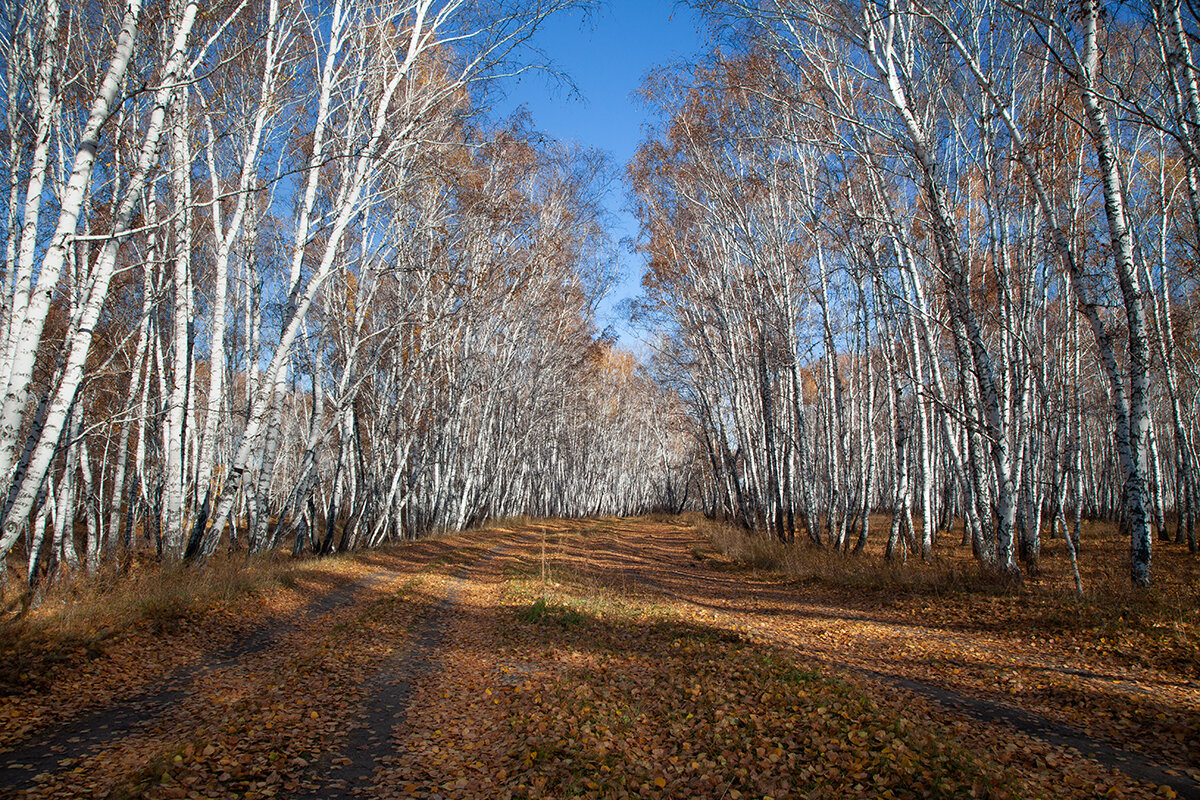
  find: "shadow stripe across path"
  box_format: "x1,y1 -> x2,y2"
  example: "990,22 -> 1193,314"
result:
615,526 -> 1200,800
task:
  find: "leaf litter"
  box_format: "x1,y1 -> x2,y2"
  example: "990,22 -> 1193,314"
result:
2,518 -> 1194,799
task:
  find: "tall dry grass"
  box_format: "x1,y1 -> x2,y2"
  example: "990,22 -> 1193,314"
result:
0,552 -> 332,696
6,553 -> 310,630
689,512 -> 1200,666
691,513 -> 1003,594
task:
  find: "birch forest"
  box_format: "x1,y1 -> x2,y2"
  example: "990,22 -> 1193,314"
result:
632,0 -> 1200,587
1,0 -> 1198,594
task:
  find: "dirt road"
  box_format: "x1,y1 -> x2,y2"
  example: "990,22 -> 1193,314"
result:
2,518 -> 1195,799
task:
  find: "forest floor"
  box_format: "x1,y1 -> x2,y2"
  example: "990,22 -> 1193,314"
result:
0,516 -> 1197,799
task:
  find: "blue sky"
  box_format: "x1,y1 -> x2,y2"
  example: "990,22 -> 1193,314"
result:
496,1 -> 707,347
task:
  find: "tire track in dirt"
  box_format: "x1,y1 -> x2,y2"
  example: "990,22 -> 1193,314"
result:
297,534 -> 530,798
0,568 -> 395,794
297,586 -> 460,798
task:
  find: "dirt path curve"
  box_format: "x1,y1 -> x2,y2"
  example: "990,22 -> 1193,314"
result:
365,526 -> 568,799
576,519 -> 1200,800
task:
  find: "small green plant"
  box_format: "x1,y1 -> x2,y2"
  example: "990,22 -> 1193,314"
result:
519,596 -> 551,623
518,597 -> 587,626
559,608 -> 587,626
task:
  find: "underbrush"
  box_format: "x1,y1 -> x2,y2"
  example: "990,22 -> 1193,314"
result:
694,514 -> 1010,595
473,514 -> 538,533
0,552 -> 328,697
694,514 -> 1200,672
